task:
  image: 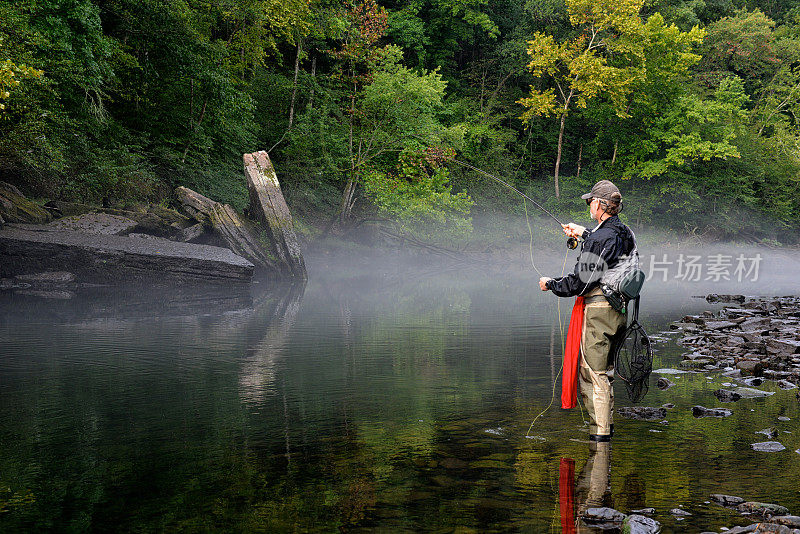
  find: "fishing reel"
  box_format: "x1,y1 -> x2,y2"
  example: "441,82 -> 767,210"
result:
567,237 -> 580,249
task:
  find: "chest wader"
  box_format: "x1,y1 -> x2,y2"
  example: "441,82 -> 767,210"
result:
580,287 -> 627,441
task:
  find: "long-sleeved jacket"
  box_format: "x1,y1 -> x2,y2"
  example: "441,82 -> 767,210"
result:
546,215 -> 635,297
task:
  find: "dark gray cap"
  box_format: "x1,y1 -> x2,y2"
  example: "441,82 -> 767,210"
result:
581,180 -> 620,201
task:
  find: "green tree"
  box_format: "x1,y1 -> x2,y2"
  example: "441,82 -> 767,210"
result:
518,0 -> 647,198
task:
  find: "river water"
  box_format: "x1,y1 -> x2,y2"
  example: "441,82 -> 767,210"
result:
1,247 -> 799,532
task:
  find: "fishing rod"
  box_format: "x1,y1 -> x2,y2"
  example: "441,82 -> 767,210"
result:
450,158 -> 580,250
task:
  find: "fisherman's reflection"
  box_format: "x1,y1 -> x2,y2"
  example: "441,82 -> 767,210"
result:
559,442 -> 612,533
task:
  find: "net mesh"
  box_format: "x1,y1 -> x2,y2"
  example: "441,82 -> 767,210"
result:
613,320 -> 653,403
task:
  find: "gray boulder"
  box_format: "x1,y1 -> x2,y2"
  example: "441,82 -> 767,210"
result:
581,507 -> 626,524
622,514 -> 661,533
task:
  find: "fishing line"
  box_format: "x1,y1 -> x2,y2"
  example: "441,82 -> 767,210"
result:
439,152 -> 588,436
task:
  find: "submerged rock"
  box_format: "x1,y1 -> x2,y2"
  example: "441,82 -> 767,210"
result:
710,494 -> 745,507
751,441 -> 787,452
670,508 -> 692,516
581,507 -> 626,524
714,388 -> 742,402
734,387 -> 775,398
617,407 -> 667,421
657,377 -> 674,390
622,514 -> 660,533
756,428 -> 778,439
737,501 -> 790,516
692,406 -> 733,418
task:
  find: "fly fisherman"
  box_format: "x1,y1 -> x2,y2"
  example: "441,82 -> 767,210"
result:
538,180 -> 636,442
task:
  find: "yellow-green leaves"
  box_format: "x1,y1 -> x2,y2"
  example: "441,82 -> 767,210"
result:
518,0 -> 647,124
0,39 -> 42,113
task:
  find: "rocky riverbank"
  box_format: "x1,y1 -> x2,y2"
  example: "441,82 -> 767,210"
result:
598,294 -> 800,533
0,151 -> 306,287
671,294 -> 800,384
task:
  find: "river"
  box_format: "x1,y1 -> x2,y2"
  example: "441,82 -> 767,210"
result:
1,246 -> 798,532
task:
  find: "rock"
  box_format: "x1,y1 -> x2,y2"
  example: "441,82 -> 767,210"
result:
734,387 -> 775,398
737,501 -> 791,516
707,294 -> 746,303
778,416 -> 791,421
737,360 -> 764,376
176,186 -> 277,272
670,508 -> 691,516
756,428 -> 778,439
772,516 -> 800,528
726,524 -> 796,534
14,271 -> 76,289
768,339 -> 800,355
705,320 -> 739,330
581,507 -> 626,524
710,494 -> 745,507
0,181 -> 52,224
681,358 -> 714,368
617,407 -> 667,421
99,207 -> 184,239
654,368 -> 694,375
740,317 -> 774,330
43,200 -> 94,217
715,388 -> 742,402
657,377 -> 674,390
243,151 -> 307,279
622,514 -> 660,533
630,508 -> 656,515
46,212 -> 139,235
692,406 -> 732,417
0,226 -> 253,284
176,222 -> 206,243
751,442 -> 787,452
741,377 -> 764,387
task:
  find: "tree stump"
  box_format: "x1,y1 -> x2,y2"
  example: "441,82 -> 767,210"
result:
243,151 -> 307,280
175,186 -> 277,271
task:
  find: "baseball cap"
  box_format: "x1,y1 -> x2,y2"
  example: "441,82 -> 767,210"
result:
581,180 -> 621,201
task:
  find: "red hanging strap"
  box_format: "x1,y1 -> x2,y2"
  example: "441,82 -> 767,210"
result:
561,296 -> 585,409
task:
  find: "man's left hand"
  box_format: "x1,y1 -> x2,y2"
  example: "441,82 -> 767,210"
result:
539,277 -> 552,291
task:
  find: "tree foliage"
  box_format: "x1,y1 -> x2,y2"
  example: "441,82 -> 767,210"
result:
0,0 -> 799,242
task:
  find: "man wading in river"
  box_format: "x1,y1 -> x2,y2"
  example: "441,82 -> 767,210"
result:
538,180 -> 635,442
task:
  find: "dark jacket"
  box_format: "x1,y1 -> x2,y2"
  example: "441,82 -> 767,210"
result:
546,215 -> 635,297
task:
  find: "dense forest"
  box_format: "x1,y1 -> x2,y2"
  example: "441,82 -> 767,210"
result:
1,0 -> 799,244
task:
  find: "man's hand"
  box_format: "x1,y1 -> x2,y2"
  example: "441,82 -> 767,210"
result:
539,277 -> 552,291
562,223 -> 586,239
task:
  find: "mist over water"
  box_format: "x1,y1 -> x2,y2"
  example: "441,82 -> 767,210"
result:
1,234 -> 799,531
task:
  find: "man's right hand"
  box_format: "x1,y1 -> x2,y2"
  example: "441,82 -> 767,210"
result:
562,223 -> 586,239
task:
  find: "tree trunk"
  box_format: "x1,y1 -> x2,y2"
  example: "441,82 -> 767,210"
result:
288,40 -> 302,128
554,112 -> 566,199
308,55 -> 316,110
576,143 -> 583,180
611,139 -> 618,166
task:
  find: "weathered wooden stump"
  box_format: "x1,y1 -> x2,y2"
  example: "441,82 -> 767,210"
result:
175,186 -> 277,272
243,151 -> 307,280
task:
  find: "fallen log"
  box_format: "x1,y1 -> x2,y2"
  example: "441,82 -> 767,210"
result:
243,151 -> 306,279
175,186 -> 277,271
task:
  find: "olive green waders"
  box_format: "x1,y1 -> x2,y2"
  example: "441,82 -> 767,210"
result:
580,288 -> 626,440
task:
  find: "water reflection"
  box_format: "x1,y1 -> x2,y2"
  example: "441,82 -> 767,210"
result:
0,254 -> 799,532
